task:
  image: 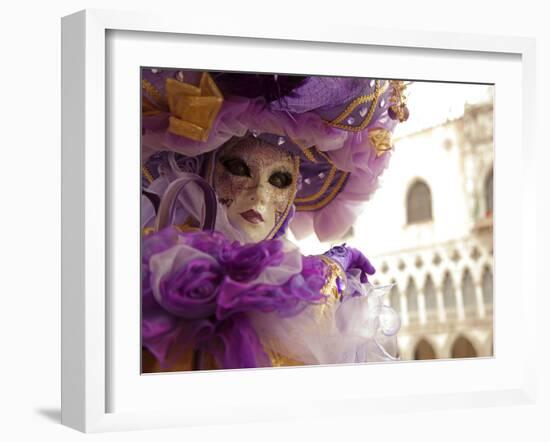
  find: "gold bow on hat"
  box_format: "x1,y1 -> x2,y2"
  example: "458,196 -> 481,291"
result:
139,71 -> 224,143
165,72 -> 224,142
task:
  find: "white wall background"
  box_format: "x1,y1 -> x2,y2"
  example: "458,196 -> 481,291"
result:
0,1 -> 547,441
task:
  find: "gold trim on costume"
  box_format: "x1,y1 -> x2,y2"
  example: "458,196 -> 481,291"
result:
312,255 -> 348,321
368,128 -> 393,157
290,138 -> 318,164
294,166 -> 337,203
318,255 -> 347,300
327,80 -> 389,132
296,170 -> 349,211
141,165 -> 154,184
314,148 -> 336,166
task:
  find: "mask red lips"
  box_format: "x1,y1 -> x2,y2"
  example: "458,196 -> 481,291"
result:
240,209 -> 264,224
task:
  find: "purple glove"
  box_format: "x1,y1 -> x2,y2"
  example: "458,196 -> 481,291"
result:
324,244 -> 375,283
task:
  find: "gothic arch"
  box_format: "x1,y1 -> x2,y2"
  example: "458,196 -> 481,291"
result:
451,335 -> 478,358
414,338 -> 437,360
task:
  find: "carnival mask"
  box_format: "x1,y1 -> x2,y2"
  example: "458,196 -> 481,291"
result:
213,137 -> 298,242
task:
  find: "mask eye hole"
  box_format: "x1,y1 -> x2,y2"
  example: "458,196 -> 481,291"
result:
222,158 -> 251,177
269,171 -> 292,189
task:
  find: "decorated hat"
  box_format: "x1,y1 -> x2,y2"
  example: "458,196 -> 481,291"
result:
141,68 -> 409,242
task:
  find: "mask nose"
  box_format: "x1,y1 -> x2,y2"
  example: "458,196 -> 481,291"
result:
245,180 -> 268,207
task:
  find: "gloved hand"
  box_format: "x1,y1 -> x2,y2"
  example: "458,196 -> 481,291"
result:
323,244 -> 375,283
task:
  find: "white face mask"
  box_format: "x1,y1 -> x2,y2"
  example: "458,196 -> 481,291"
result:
213,137 -> 298,242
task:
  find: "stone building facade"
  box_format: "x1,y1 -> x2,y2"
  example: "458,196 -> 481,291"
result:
352,96 -> 494,360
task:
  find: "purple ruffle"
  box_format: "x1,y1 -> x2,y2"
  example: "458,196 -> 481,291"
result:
142,227 -> 328,369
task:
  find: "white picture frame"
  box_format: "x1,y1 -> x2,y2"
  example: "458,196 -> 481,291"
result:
61,9 -> 537,433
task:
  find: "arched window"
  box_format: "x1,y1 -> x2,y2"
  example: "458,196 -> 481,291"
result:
414,339 -> 436,360
423,275 -> 437,321
485,169 -> 493,216
406,278 -> 418,324
442,272 -> 456,320
406,180 -> 433,224
461,269 -> 477,317
451,336 -> 477,358
389,285 -> 401,315
482,266 -> 493,307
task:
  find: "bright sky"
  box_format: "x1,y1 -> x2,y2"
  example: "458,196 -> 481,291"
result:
393,81 -> 494,138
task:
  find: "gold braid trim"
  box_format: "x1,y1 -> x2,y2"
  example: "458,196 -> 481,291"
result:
294,166 -> 337,204
314,148 -> 336,166
327,80 -> 389,132
296,170 -> 349,211
290,138 -> 318,164
141,165 -> 154,184
301,146 -> 318,163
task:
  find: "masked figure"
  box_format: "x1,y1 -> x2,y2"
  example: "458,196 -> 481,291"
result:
140,70 -> 409,371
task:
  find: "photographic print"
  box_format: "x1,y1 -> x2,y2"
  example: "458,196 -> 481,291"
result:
140,69 -> 494,373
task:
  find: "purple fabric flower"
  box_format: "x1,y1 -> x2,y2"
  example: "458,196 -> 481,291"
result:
184,230 -> 231,261
221,240 -> 284,282
141,228 -> 329,369
157,257 -> 223,319
142,226 -> 181,263
216,255 -> 327,320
